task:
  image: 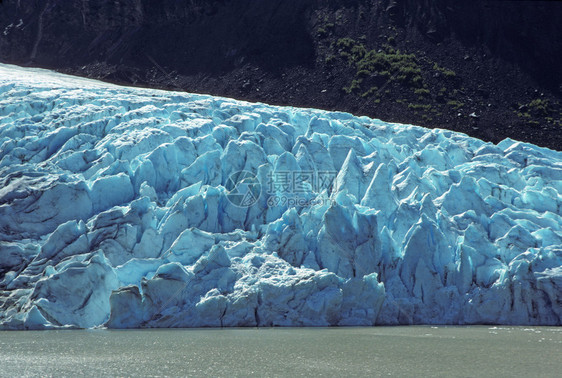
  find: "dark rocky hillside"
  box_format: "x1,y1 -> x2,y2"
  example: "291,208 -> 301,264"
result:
1,0 -> 561,150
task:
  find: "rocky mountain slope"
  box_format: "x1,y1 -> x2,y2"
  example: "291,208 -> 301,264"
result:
0,0 -> 561,150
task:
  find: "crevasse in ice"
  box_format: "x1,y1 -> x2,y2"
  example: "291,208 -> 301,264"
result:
0,64 -> 560,329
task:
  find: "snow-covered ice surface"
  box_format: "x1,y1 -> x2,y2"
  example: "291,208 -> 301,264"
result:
0,64 -> 561,329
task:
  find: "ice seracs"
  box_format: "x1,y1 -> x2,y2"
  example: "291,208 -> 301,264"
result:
0,64 -> 561,329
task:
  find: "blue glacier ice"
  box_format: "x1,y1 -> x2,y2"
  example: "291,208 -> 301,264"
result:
0,64 -> 561,329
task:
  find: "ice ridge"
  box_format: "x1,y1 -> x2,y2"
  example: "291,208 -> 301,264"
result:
0,64 -> 561,329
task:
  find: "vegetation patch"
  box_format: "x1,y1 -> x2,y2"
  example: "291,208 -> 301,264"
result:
335,38 -> 425,95
361,86 -> 378,98
527,98 -> 552,116
325,55 -> 336,65
447,100 -> 464,110
317,22 -> 335,37
414,88 -> 430,96
515,98 -> 558,125
433,63 -> 456,78
408,103 -> 432,111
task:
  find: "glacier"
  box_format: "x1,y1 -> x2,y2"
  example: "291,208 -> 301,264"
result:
0,64 -> 561,329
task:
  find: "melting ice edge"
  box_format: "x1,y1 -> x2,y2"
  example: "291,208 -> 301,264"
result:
0,65 -> 561,329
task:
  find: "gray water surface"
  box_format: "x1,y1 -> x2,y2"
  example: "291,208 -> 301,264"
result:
0,326 -> 560,377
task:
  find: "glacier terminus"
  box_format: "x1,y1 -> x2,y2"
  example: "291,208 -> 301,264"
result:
0,64 -> 561,329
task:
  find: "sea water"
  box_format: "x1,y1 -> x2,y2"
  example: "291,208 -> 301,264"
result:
0,327 -> 560,377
